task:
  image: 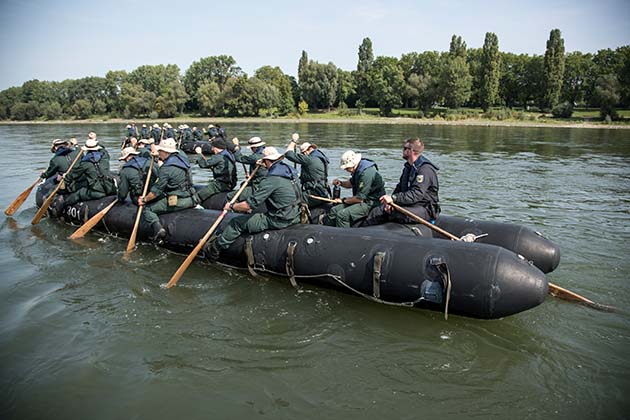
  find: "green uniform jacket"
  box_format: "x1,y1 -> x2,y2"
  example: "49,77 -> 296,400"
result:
197,151 -> 237,189
285,149 -> 330,198
351,161 -> 385,206
234,147 -> 268,182
117,156 -> 158,203
65,149 -> 115,195
246,162 -> 301,221
42,147 -> 80,179
150,154 -> 195,199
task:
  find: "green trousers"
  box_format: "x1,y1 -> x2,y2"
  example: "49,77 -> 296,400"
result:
323,202 -> 371,228
197,180 -> 231,202
142,195 -> 195,226
216,213 -> 300,250
64,188 -> 107,206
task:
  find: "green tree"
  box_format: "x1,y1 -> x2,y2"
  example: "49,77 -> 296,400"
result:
300,61 -> 338,110
120,83 -> 155,117
561,51 -> 596,106
593,74 -> 620,120
198,81 -> 221,116
479,32 -> 501,111
543,29 -> 566,110
356,37 -> 374,105
441,36 -> 472,108
368,56 -> 405,116
336,68 -> 355,107
71,99 -> 92,119
43,101 -> 63,120
298,50 -> 308,85
254,66 -> 294,115
184,55 -> 242,110
11,101 -> 41,120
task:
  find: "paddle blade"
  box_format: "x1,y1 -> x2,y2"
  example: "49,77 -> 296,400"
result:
5,178 -> 39,216
68,200 -> 116,240
548,282 -> 615,312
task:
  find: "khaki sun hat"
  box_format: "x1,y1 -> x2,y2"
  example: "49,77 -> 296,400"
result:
82,138 -> 102,151
50,138 -> 68,152
138,138 -> 155,145
299,142 -> 314,153
118,147 -> 140,160
155,138 -> 178,154
259,146 -> 283,161
340,150 -> 361,169
247,136 -> 265,148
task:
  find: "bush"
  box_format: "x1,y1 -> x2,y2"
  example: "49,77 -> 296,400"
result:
43,102 -> 63,120
297,100 -> 308,115
483,107 -> 516,121
551,101 -> 574,118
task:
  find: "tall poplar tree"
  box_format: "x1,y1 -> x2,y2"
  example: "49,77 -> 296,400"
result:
479,32 -> 501,111
298,50 -> 308,84
356,37 -> 374,106
441,35 -> 472,107
543,29 -> 566,110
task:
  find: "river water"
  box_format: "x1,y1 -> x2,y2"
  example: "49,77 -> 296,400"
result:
0,122 -> 628,419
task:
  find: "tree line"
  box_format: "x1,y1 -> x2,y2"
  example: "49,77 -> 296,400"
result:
1,29 -> 628,122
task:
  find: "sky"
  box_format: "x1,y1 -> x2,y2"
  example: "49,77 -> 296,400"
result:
0,0 -> 628,90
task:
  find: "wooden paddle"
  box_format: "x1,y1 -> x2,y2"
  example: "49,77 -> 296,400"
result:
5,177 -> 40,216
123,157 -> 155,257
68,198 -> 117,239
31,150 -> 84,225
308,194 -> 611,310
165,164 -> 261,289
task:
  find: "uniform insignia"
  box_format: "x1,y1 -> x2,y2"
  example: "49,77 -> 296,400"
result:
416,175 -> 424,183
359,182 -> 364,188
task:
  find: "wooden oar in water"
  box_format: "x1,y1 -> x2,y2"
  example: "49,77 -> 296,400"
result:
68,198 -> 117,239
5,177 -> 40,216
308,194 -> 612,311
31,150 -> 84,225
123,157 -> 155,258
165,164 -> 261,289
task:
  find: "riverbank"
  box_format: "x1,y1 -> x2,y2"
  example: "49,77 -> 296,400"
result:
1,115 -> 629,129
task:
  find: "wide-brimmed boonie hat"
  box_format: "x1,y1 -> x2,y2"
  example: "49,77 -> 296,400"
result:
340,150 -> 361,169
300,142 -> 316,153
155,138 -> 178,153
118,147 -> 140,160
82,138 -> 102,151
248,137 -> 265,148
259,146 -> 283,161
138,138 -> 154,145
50,138 -> 68,152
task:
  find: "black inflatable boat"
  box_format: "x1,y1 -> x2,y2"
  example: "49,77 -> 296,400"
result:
36,181 -> 549,319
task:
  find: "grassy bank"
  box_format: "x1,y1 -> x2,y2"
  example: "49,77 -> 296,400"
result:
1,107 -> 629,129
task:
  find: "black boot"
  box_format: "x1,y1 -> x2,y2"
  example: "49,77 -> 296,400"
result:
150,222 -> 167,244
203,238 -> 221,263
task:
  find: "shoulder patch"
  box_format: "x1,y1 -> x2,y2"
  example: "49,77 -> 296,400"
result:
416,175 -> 424,184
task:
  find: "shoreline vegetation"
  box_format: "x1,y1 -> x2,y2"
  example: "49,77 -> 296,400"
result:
2,111 -> 629,130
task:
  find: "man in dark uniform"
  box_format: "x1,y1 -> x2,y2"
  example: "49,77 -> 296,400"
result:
140,124 -> 150,139
164,123 -> 176,140
207,124 -> 219,140
150,124 -> 162,143
323,150 -> 385,228
136,138 -> 155,159
138,138 -> 198,242
227,136 -> 268,202
41,139 -> 81,181
207,147 -> 303,261
366,138 -> 440,225
284,134 -> 331,208
195,138 -> 237,202
192,126 -> 203,142
64,135 -> 116,206
117,147 -> 157,204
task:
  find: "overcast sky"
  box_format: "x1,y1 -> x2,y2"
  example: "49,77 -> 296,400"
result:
0,0 -> 628,90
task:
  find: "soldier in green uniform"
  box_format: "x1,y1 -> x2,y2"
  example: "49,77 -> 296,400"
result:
207,147 -> 303,261
323,150 -> 385,228
227,136 -> 269,202
284,134 -> 331,208
195,138 -> 237,202
41,139 -> 81,182
117,147 -> 157,204
64,135 -> 117,206
138,138 -> 198,242
192,126 -> 203,142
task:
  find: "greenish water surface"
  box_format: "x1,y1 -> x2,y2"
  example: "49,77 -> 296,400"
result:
0,122 -> 628,419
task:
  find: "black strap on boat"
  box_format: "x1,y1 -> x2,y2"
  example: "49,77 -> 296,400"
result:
285,241 -> 300,289
244,237 -> 262,278
432,260 -> 452,320
372,252 -> 385,298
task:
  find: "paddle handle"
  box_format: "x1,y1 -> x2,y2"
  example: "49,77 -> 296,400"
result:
389,202 -> 460,241
125,157 -> 155,253
32,150 -> 84,225
165,165 -> 261,288
5,177 -> 40,216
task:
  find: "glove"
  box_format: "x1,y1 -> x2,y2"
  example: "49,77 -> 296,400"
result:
195,146 -> 202,154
